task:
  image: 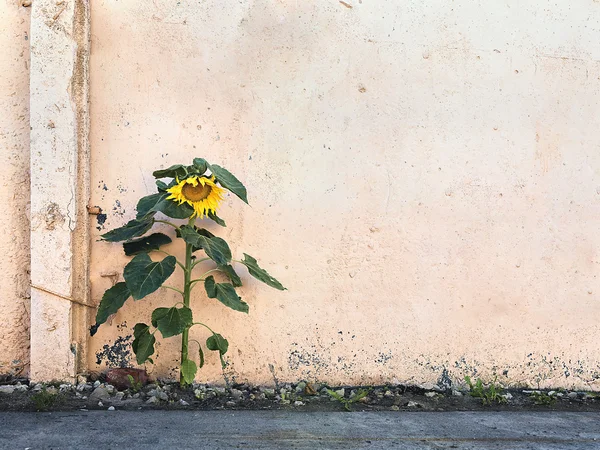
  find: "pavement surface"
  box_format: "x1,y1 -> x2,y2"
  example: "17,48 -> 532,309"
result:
0,411 -> 599,449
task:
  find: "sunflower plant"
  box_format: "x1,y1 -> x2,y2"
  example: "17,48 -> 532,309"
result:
90,158 -> 285,386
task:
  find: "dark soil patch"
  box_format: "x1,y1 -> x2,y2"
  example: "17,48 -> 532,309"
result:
0,379 -> 598,413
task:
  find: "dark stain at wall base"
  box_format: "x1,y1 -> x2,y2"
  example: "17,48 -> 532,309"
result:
95,334 -> 132,368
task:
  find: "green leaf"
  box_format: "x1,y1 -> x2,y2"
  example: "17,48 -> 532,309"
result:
176,226 -> 214,252
136,194 -> 162,219
151,306 -> 193,338
209,164 -> 248,204
207,211 -> 226,227
206,333 -> 229,369
239,254 -> 286,290
123,253 -> 177,300
179,226 -> 231,265
133,323 -> 149,339
198,346 -> 205,369
94,282 -> 131,327
193,158 -> 208,174
206,333 -> 229,354
131,323 -> 155,365
219,264 -> 242,287
136,192 -> 194,220
123,233 -> 172,256
156,180 -> 168,192
180,359 -> 197,385
204,276 -> 249,313
101,219 -> 153,242
153,164 -> 189,179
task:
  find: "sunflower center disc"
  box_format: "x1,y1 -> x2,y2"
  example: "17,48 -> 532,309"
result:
182,182 -> 212,202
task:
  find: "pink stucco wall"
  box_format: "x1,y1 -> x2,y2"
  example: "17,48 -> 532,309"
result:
0,1 -> 31,378
86,1 -> 600,389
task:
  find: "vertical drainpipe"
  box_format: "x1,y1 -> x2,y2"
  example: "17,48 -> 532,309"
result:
29,0 -> 91,382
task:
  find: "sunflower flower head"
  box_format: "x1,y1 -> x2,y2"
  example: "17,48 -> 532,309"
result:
166,175 -> 225,218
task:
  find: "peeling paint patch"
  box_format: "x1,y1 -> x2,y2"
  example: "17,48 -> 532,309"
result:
95,334 -> 132,368
96,212 -> 107,231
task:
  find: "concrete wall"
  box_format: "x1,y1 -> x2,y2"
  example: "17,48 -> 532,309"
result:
87,0 -> 600,390
0,1 -> 31,378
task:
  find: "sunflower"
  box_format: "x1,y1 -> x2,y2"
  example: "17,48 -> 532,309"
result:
166,175 -> 226,218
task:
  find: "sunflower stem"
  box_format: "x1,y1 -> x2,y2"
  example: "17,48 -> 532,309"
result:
154,219 -> 180,230
161,285 -> 184,296
191,257 -> 211,269
155,250 -> 186,271
180,216 -> 195,386
191,321 -> 217,335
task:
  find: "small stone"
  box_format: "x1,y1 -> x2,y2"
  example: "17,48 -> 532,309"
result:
89,386 -> 110,404
146,396 -> 159,404
32,384 -> 43,392
226,401 -> 236,407
157,391 -> 169,401
59,384 -> 72,393
358,396 -> 371,404
230,389 -> 243,399
503,393 -> 513,400
133,393 -> 140,399
14,384 -> 28,393
451,390 -> 463,397
98,401 -> 104,407
105,385 -> 115,395
304,383 -> 318,395
77,375 -> 87,384
76,383 -> 86,392
406,401 -> 421,408
249,394 -> 255,400
194,389 -> 205,400
179,399 -> 189,406
46,387 -> 58,395
163,385 -> 172,392
107,406 -> 115,411
294,401 -> 305,406
425,392 -> 437,398
93,381 -> 101,388
384,390 -> 393,398
115,392 -> 125,401
568,392 -> 578,399
257,393 -> 266,400
548,391 -> 556,396
82,396 -> 87,400
390,405 -> 400,411
417,383 -> 443,392
295,382 -> 307,393
0,385 -> 15,394
214,387 -> 226,395
335,388 -> 345,397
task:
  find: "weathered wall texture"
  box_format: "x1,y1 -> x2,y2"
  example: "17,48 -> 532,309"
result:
28,0 -> 90,382
0,1 -> 31,378
89,1 -> 600,389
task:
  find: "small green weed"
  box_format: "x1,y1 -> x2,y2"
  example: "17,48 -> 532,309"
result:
31,390 -> 58,411
127,374 -> 143,392
464,376 -> 507,406
530,391 -> 556,406
326,388 -> 369,411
